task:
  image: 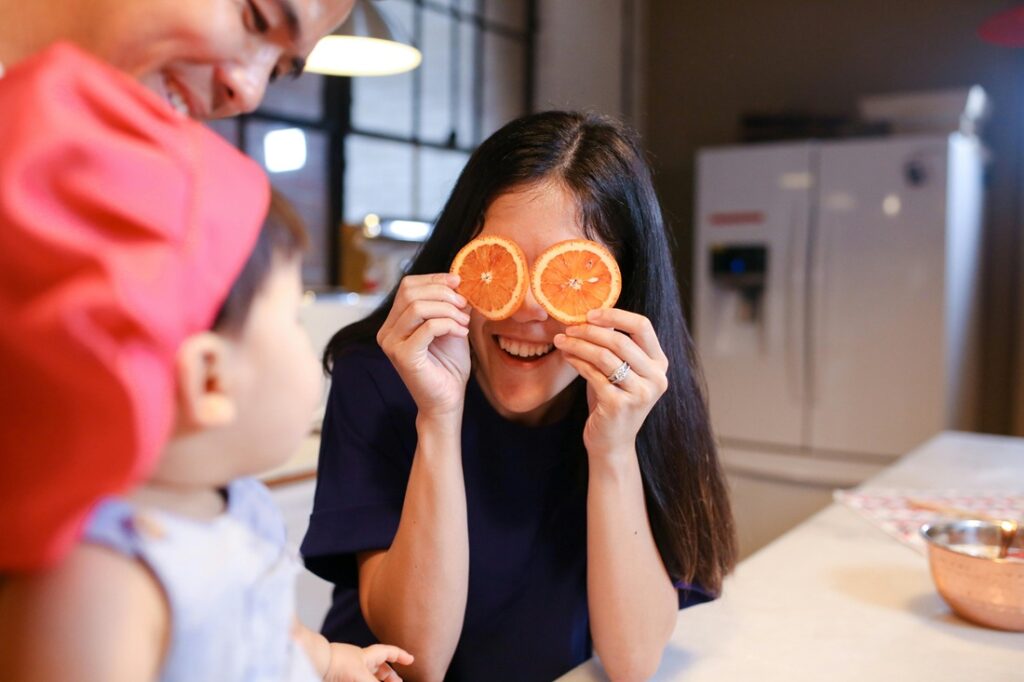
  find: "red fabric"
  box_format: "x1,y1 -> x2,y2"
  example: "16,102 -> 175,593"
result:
0,43 -> 269,571
979,5 -> 1024,47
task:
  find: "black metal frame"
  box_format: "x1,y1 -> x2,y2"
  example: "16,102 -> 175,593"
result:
235,0 -> 536,286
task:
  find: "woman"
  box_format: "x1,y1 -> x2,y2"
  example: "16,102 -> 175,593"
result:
302,111 -> 737,682
0,0 -> 354,570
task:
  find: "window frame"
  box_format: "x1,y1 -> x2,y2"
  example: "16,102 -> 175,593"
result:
231,0 -> 537,286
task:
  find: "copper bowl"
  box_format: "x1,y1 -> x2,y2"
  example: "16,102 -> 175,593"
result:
920,520 -> 1024,631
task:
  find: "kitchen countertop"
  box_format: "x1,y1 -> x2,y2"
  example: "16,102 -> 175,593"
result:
558,431 -> 1024,681
260,433 -> 321,487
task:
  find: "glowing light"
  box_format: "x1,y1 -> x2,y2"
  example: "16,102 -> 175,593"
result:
385,220 -> 431,241
306,36 -> 421,77
263,128 -> 307,173
883,194 -> 902,216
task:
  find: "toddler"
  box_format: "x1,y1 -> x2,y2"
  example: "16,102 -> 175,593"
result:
0,191 -> 413,682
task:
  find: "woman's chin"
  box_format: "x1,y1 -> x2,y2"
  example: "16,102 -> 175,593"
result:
493,390 -> 546,417
487,380 -> 575,425
474,349 -> 579,423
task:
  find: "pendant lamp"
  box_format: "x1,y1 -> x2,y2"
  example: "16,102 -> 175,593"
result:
305,0 -> 422,77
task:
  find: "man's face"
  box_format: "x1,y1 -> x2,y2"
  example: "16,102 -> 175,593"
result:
100,0 -> 354,118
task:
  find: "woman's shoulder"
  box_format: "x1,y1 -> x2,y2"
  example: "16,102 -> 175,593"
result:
328,342 -> 415,413
335,342 -> 395,378
330,341 -> 390,374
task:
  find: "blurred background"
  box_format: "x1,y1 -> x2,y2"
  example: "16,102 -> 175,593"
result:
212,1 -> 1024,568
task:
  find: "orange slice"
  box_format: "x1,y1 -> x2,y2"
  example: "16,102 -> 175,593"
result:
450,235 -> 529,320
531,239 -> 622,325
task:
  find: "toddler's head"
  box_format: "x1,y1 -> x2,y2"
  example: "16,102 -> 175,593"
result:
156,191 -> 322,487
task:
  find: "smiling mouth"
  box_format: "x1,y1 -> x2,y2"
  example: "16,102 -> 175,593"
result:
494,335 -> 555,361
162,74 -> 192,117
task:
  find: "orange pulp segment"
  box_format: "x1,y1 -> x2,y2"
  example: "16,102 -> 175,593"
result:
531,239 -> 621,325
449,235 -> 529,320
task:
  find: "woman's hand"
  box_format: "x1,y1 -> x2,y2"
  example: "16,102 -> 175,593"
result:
377,273 -> 472,420
553,308 -> 669,463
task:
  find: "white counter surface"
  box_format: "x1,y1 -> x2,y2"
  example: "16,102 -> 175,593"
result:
260,434 -> 321,487
558,431 -> 1024,681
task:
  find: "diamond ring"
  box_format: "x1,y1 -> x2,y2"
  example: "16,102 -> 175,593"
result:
607,361 -> 630,385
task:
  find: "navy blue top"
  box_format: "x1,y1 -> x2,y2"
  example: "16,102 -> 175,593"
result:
301,344 -> 711,682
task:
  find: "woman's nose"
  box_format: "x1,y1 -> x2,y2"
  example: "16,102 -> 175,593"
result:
511,283 -> 549,323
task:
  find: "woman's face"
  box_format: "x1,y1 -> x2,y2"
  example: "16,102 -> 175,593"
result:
470,182 -> 597,425
97,0 -> 354,118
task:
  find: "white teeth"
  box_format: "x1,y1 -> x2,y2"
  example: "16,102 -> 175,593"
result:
497,336 -> 554,359
168,90 -> 188,116
164,76 -> 189,116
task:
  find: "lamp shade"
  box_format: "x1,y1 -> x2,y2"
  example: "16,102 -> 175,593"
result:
305,0 -> 422,77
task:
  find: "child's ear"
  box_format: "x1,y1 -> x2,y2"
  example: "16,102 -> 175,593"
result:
174,332 -> 237,429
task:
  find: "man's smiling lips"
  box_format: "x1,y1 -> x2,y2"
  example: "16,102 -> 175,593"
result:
160,73 -> 204,118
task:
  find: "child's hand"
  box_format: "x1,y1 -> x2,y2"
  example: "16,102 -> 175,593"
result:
324,642 -> 414,682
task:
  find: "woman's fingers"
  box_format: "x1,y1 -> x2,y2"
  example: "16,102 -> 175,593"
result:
561,353 -> 634,403
556,335 -> 641,396
402,316 -> 469,353
390,300 -> 470,341
560,324 -> 660,381
394,276 -> 466,310
378,273 -> 469,348
562,353 -> 611,387
396,271 -> 461,294
556,334 -> 672,404
555,332 -> 628,377
586,308 -> 669,368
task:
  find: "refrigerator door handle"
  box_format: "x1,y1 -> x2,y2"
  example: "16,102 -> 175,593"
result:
807,187 -> 826,414
784,204 -> 802,403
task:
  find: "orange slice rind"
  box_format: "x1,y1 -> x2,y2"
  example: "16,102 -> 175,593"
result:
450,235 -> 529,321
531,239 -> 622,325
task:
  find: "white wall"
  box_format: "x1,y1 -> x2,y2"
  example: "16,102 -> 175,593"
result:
534,0 -> 647,133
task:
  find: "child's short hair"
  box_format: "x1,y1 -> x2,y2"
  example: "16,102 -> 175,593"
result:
212,190 -> 309,332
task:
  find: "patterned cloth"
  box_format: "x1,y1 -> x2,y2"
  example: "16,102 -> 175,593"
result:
835,489 -> 1024,554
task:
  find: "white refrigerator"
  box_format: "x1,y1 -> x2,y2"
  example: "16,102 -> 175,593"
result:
693,133 -> 984,556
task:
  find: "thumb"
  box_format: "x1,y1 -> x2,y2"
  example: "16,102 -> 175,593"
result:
363,644 -> 415,667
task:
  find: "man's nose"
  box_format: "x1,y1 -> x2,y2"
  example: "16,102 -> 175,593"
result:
213,50 -> 279,116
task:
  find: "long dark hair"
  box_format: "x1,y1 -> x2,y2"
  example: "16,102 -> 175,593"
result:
325,111 -> 736,594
